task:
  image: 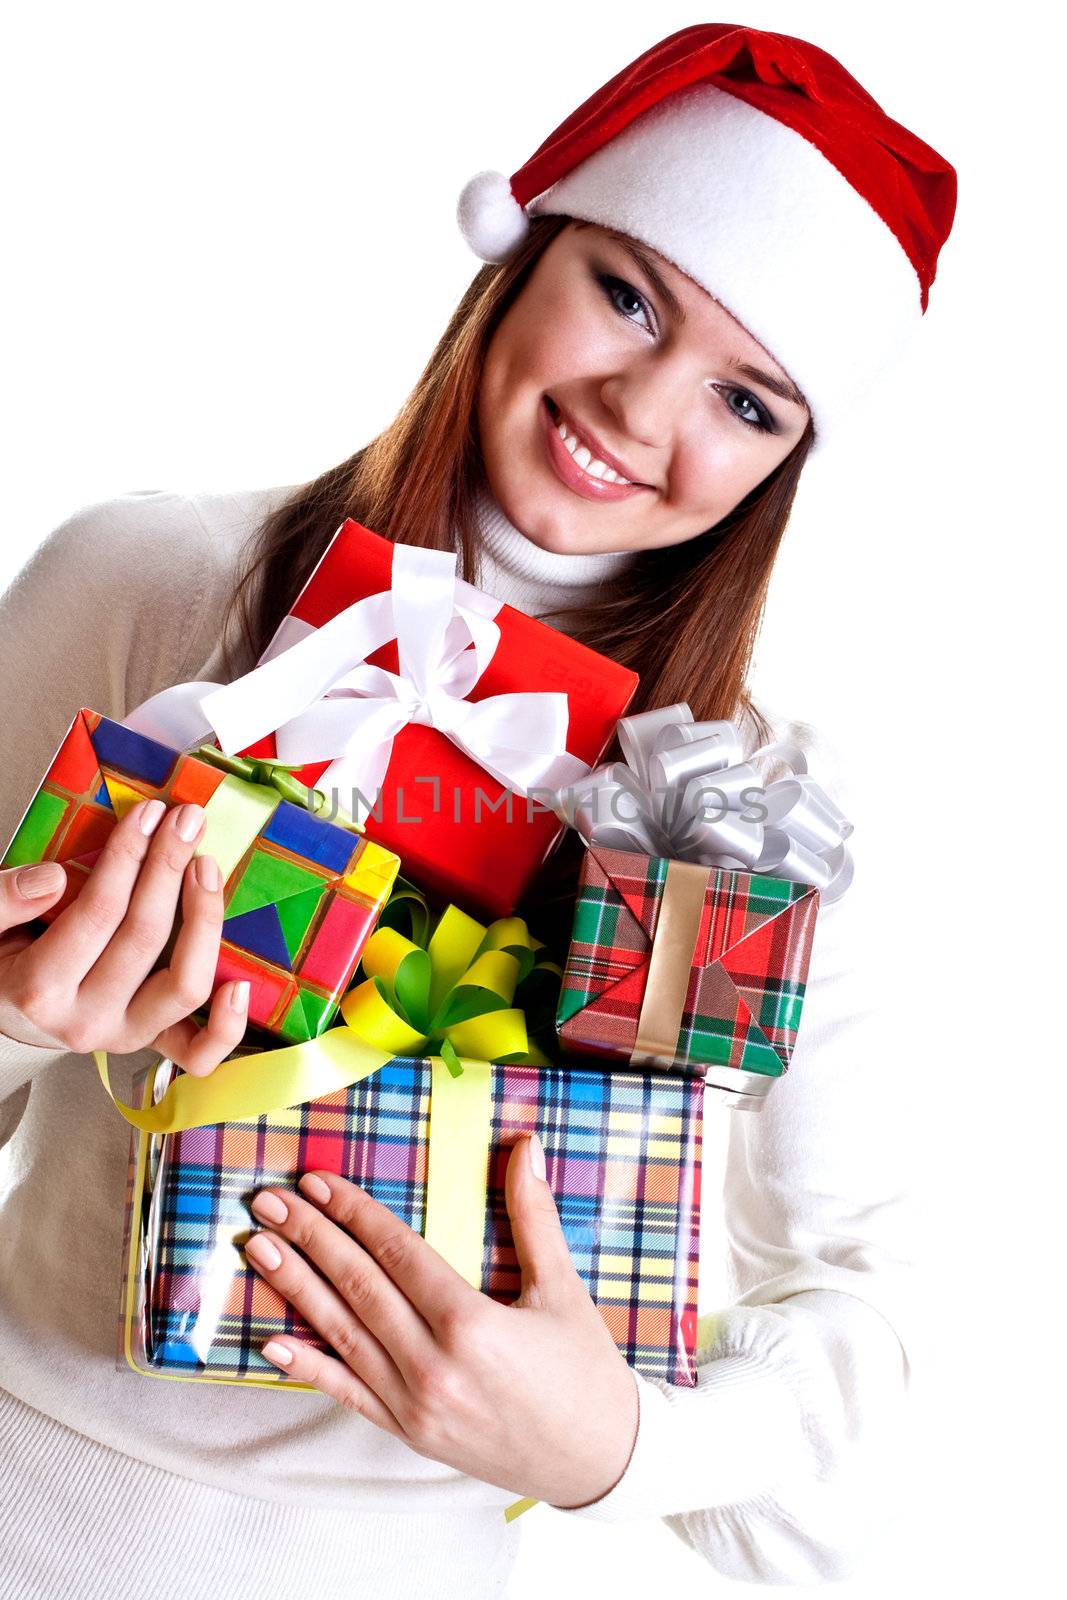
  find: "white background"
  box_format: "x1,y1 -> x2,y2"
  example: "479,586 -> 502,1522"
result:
2,2 -> 1060,1595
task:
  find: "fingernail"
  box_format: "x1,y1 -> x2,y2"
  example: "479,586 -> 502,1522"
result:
251,1190 -> 289,1224
195,854 -> 220,891
245,1232 -> 282,1269
16,862 -> 65,898
527,1133 -> 546,1182
176,804 -> 205,842
262,1340 -> 293,1367
299,1173 -> 332,1203
230,980 -> 250,1011
139,799 -> 166,836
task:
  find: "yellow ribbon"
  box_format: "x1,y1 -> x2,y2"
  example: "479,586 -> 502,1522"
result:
96,1028 -> 397,1134
96,1026 -> 499,1308
341,903 -> 559,1077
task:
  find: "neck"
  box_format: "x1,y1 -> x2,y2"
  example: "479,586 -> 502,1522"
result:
469,485 -> 637,628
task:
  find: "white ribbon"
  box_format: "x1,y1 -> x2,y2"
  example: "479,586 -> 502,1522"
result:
557,702 -> 855,903
123,542 -> 590,808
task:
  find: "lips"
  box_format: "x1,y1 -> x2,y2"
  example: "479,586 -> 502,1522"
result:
547,396 -> 646,483
542,399 -> 652,504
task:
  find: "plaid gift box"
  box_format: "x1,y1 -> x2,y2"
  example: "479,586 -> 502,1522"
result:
1,708 -> 400,1042
120,1055 -> 703,1387
556,843 -> 819,1103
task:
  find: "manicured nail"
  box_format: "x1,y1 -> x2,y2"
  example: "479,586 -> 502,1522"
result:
230,980 -> 250,1011
176,804 -> 205,842
251,1190 -> 289,1224
262,1340 -> 293,1367
299,1173 -> 332,1203
138,799 -> 167,836
16,862 -> 65,898
195,854 -> 220,891
245,1232 -> 282,1269
527,1133 -> 546,1181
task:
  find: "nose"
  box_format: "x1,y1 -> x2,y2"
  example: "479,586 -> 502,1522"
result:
599,356 -> 683,452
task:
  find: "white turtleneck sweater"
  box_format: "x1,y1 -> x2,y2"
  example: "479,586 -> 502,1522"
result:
471,488 -> 638,617
0,486 -> 915,1597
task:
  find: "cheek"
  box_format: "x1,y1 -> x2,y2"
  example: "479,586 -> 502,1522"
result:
477,346 -> 550,471
499,280 -> 625,399
477,317 -> 546,487
669,431 -> 749,518
669,423 -> 789,521
480,320 -> 546,434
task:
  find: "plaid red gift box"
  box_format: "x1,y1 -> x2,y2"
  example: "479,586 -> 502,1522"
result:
120,1055 -> 703,1388
0,708 -> 400,1042
556,843 -> 819,1106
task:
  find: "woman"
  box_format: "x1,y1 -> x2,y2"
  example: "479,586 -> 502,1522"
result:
0,23 -> 956,1598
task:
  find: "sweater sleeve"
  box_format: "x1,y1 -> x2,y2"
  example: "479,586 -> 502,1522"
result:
560,713 -> 916,1585
0,492 -> 221,1121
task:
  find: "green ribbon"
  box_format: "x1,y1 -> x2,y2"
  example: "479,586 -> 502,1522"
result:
192,743 -> 360,832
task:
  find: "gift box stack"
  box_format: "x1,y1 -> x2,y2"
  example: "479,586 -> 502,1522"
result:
4,516 -> 852,1397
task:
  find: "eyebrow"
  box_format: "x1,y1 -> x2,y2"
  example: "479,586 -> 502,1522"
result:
608,232 -> 687,325
601,228 -> 809,414
727,360 -> 808,412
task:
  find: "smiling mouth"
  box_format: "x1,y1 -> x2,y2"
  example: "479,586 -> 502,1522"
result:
545,399 -> 647,487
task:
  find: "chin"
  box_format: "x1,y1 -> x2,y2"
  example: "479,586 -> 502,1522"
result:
485,472 -> 559,550
521,524 -> 579,556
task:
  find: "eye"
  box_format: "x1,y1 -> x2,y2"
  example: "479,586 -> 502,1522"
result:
596,272 -> 655,334
591,263 -> 778,434
710,384 -> 775,434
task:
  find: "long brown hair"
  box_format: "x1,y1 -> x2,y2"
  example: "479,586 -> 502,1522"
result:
221,215 -> 814,754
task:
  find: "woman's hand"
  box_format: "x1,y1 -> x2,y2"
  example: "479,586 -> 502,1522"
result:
245,1134 -> 640,1509
0,796 -> 249,1074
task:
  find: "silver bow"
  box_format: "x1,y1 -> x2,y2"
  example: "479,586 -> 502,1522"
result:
558,703 -> 854,903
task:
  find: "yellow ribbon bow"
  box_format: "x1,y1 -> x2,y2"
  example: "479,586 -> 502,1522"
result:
341,900 -> 560,1077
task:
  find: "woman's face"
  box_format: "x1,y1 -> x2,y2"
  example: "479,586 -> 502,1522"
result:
475,222 -> 811,555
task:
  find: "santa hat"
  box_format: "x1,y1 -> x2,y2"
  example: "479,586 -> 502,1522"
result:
457,23 -> 957,450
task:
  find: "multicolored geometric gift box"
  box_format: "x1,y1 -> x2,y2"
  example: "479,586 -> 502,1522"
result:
0,708 -> 400,1042
556,843 -> 819,1105
120,1054 -> 703,1387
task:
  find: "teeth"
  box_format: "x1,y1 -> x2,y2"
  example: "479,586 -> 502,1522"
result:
555,414 -> 633,484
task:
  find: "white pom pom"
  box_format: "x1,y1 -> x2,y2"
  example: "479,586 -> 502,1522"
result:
457,170 -> 529,262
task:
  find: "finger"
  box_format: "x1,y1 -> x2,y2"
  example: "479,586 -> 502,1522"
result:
504,1134 -> 580,1310
149,979 -> 250,1076
294,1171 -> 477,1335
242,1224 -> 409,1415
80,804 -> 208,1017
257,1336 -> 405,1437
25,797 -> 167,981
248,1185 -> 437,1385
0,863 -> 68,935
120,846 -> 228,1045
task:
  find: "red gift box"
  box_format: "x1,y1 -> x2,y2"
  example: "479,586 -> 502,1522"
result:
237,521 -> 638,916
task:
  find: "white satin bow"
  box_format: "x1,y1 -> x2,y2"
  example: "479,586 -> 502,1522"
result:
558,702 -> 855,902
123,542 -> 590,809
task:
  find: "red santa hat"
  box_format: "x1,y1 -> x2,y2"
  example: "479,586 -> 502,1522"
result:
457,23 -> 957,451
